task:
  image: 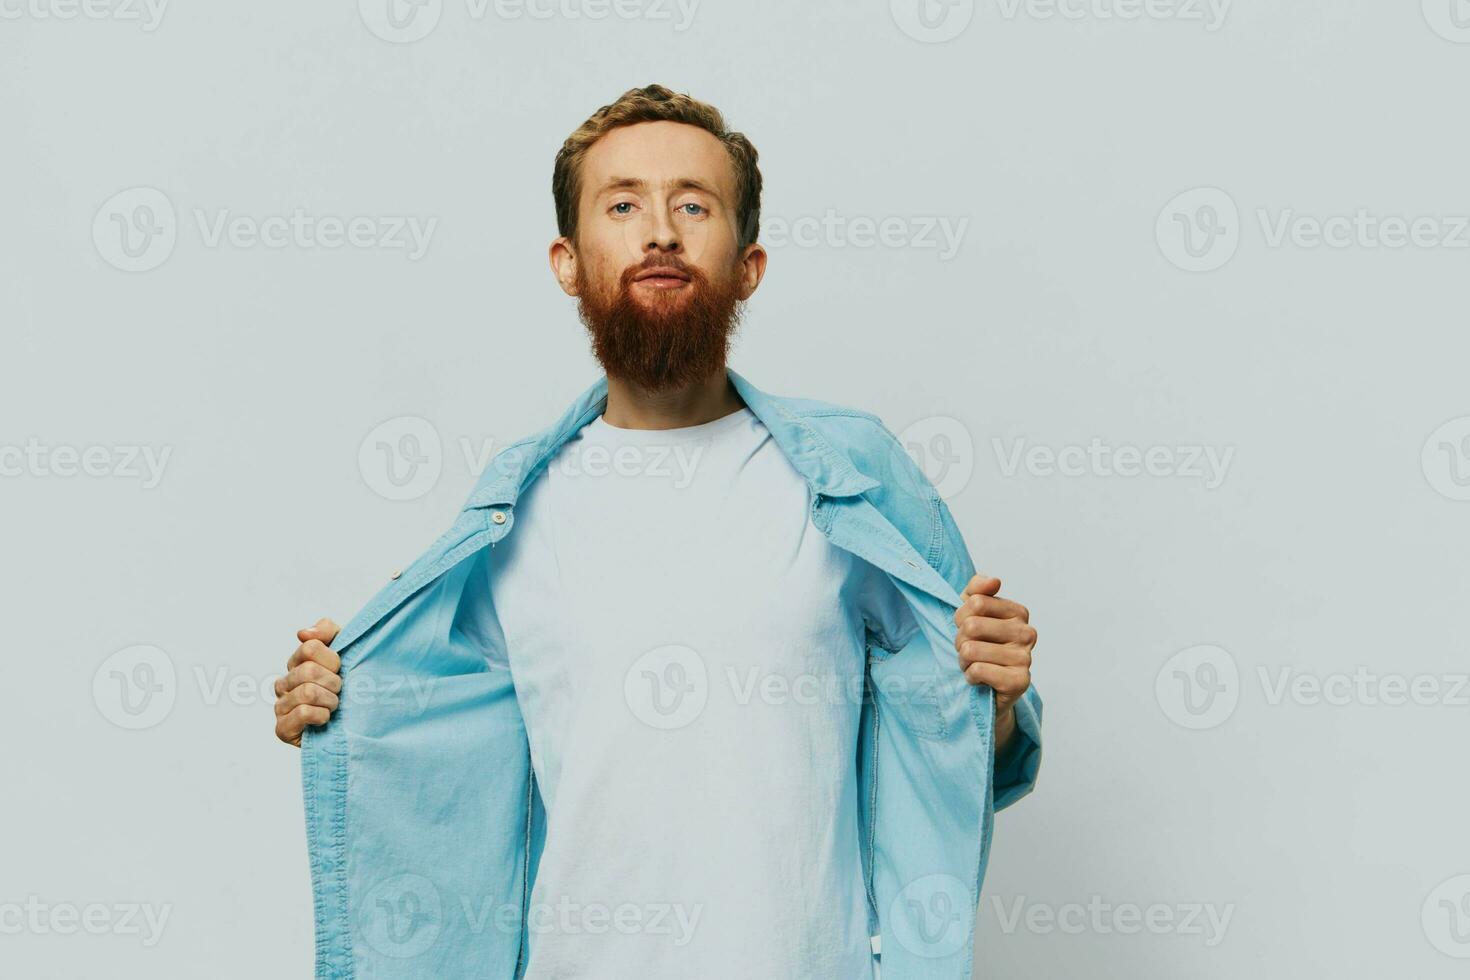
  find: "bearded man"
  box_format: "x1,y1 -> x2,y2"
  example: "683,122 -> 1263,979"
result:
272,84 -> 1043,980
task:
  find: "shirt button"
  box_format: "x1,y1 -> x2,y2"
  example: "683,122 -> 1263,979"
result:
491,510 -> 507,525
390,569 -> 402,580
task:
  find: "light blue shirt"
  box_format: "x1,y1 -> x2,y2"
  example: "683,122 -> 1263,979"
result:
301,368 -> 1043,980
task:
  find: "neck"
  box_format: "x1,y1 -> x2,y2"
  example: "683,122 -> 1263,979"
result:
601,367 -> 744,430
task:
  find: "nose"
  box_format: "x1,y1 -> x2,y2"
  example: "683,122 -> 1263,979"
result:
645,206 -> 680,254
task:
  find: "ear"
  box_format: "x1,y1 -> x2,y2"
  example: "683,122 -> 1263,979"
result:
549,236 -> 579,296
737,241 -> 768,301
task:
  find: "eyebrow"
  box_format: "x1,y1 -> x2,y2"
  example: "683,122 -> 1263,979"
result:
597,176 -> 725,200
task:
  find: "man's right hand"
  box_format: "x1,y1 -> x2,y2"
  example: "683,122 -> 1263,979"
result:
274,618 -> 343,747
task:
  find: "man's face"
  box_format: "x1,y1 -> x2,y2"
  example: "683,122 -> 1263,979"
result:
551,120 -> 765,391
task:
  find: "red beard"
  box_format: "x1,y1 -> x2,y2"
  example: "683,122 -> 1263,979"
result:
576,255 -> 745,392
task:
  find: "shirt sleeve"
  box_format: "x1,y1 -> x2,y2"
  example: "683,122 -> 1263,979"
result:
992,684 -> 1042,811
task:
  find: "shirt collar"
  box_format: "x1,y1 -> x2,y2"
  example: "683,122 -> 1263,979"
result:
461,367 -> 878,512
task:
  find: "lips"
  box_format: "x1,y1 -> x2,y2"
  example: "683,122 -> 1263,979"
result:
633,267 -> 692,283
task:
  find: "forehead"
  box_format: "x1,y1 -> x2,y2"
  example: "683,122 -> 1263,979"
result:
580,120 -> 737,199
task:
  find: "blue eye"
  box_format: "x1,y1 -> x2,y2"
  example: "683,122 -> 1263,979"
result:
611,202 -> 634,215
680,203 -> 706,216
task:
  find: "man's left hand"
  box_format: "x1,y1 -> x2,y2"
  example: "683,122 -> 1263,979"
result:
953,574 -> 1035,721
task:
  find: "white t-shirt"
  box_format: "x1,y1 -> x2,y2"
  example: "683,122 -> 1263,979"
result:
477,406 -> 917,980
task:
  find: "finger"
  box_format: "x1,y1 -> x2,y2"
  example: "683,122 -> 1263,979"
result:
953,592 -> 1029,627
957,639 -> 1033,669
280,661 -> 343,696
287,638 -> 341,674
275,712 -> 302,746
963,662 -> 1031,696
274,682 -> 340,717
955,615 -> 1035,647
297,618 -> 341,645
276,704 -> 331,746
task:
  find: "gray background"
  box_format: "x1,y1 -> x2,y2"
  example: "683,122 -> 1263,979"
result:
3,0 -> 1467,976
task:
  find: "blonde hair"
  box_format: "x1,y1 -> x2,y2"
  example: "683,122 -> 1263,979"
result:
553,84 -> 763,249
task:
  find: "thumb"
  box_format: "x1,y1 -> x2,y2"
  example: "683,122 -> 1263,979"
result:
297,617 -> 341,645
962,574 -> 1001,600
